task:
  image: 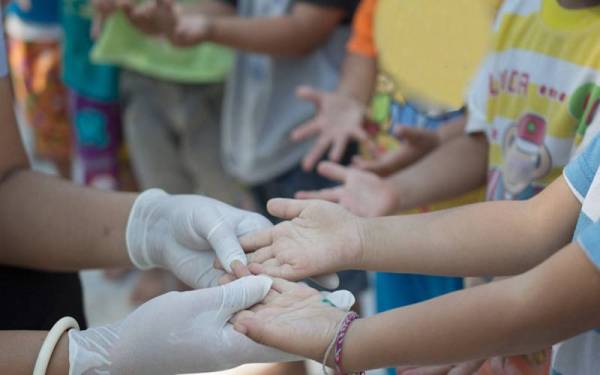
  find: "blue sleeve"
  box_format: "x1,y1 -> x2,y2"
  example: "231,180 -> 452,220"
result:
564,135 -> 600,202
577,220 -> 600,270
0,9 -> 6,78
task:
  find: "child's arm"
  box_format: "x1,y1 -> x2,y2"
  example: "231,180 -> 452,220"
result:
235,241 -> 600,371
342,241 -> 600,370
244,175 -> 580,279
190,2 -> 349,57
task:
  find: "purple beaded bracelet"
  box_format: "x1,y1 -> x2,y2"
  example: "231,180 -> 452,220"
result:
333,312 -> 364,375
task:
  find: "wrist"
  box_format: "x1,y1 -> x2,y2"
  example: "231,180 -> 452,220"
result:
337,317 -> 365,373
46,332 -> 69,375
125,189 -> 169,270
349,217 -> 369,270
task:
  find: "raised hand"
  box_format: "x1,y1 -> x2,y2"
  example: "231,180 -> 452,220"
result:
291,86 -> 372,171
233,278 -> 351,363
295,161 -> 398,217
119,0 -> 177,36
352,126 -> 441,176
241,198 -> 364,282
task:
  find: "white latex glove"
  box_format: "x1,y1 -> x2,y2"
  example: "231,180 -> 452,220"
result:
68,276 -> 301,374
126,189 -> 272,288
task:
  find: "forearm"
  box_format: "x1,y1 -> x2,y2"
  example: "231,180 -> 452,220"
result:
336,52 -> 377,104
389,132 -> 488,211
438,115 -> 467,143
207,5 -> 343,57
0,331 -> 69,374
0,170 -> 135,271
178,0 -> 235,16
358,176 -> 579,276
343,243 -> 600,371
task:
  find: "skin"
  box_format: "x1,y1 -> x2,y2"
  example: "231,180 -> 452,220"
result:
0,47 -> 251,372
111,0 -> 347,57
233,177 -> 600,371
295,119 -> 475,217
292,53 -> 377,171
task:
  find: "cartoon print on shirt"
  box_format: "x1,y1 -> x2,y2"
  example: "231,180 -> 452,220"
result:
569,82 -> 600,145
488,113 -> 552,200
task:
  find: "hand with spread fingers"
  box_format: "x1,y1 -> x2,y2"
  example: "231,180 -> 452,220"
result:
291,86 -> 373,171
295,161 -> 398,217
232,278 -> 355,365
240,198 -> 364,282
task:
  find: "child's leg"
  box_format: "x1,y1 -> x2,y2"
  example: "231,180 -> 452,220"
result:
180,82 -> 247,205
120,70 -> 194,193
120,71 -> 196,302
8,37 -> 72,177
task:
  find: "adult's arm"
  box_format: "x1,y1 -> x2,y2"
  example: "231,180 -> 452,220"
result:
0,77 -> 135,271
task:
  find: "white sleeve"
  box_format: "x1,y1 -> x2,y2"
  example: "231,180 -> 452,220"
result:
0,10 -> 8,78
465,55 -> 492,134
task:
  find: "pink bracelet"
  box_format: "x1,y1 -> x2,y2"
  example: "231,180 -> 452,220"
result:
334,312 -> 364,375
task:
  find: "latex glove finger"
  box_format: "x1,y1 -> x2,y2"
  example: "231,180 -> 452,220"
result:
207,218 -> 248,275
167,245 -> 225,289
219,275 -> 273,317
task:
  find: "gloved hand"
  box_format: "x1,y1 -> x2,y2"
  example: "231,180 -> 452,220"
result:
68,276 -> 301,374
126,189 -> 272,288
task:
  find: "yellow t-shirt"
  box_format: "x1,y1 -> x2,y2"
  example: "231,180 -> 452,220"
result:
365,0 -> 500,212
466,0 -> 600,201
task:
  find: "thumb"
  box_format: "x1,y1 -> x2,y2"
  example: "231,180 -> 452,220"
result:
220,275 -> 273,316
395,126 -> 429,144
207,218 -> 248,274
296,85 -> 324,106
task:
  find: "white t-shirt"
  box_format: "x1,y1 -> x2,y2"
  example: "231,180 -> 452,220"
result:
0,9 -> 8,77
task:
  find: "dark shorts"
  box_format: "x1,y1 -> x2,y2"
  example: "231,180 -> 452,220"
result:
0,267 -> 87,330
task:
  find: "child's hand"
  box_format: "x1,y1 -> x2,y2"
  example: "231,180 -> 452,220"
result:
291,86 -> 373,171
168,13 -> 214,47
352,126 -> 441,177
232,278 -> 351,363
121,0 -> 178,37
295,161 -> 399,217
241,199 -> 365,282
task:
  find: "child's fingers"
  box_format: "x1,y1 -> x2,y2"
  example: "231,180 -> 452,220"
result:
240,228 -> 273,252
295,187 -> 342,202
266,198 -> 312,220
246,246 -> 274,264
290,120 -> 320,142
302,136 -> 332,171
317,161 -> 349,182
270,277 -> 301,293
329,134 -> 349,162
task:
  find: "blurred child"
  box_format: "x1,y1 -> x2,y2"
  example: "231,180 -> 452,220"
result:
62,0 -> 122,190
90,2 -> 242,303
302,0 -> 600,373
6,0 -> 72,177
292,2 -> 499,374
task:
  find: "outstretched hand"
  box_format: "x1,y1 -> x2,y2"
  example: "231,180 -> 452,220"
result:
295,161 -> 398,217
292,86 -> 373,171
240,199 -> 365,282
232,278 -> 352,364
